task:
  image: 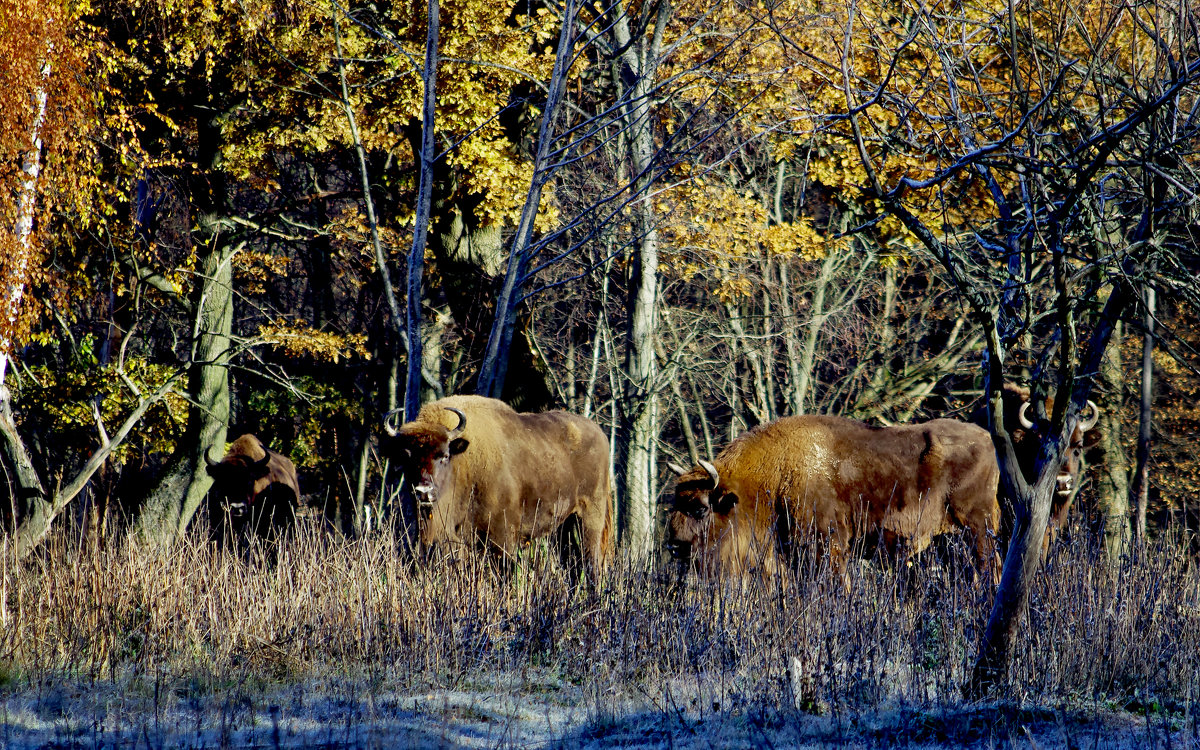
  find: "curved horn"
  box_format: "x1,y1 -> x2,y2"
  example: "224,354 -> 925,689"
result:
667,463 -> 689,477
1018,401 -> 1036,430
382,408 -> 404,437
253,446 -> 272,469
444,407 -> 466,438
204,446 -> 222,467
698,459 -> 720,488
1079,400 -> 1100,431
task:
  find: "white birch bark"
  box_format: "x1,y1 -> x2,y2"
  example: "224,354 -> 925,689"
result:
1,59 -> 51,401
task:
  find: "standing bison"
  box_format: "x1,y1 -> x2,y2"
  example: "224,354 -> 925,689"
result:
205,434 -> 300,541
666,415 -> 1001,583
382,395 -> 614,579
997,383 -> 1100,539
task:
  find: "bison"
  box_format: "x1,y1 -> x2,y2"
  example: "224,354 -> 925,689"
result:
205,434 -> 300,540
997,383 -> 1100,537
382,395 -> 614,580
666,415 -> 1001,583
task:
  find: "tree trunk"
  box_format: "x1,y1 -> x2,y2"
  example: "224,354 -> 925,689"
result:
610,0 -> 668,557
403,0 -> 439,421
1131,282 -> 1155,543
135,242 -> 233,543
969,290 -> 1128,696
793,249 -> 838,414
968,470 -> 1058,694
476,0 -> 576,399
0,399 -> 46,534
1095,322 -> 1130,559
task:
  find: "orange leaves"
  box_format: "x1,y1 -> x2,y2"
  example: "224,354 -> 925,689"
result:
233,250 -> 292,296
0,0 -> 104,354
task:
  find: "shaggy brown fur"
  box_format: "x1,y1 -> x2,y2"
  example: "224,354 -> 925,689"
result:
667,415 -> 1000,583
384,395 -> 613,578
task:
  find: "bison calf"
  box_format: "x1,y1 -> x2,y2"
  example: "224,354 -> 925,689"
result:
205,434 -> 300,542
666,415 -> 1001,584
382,395 -> 614,581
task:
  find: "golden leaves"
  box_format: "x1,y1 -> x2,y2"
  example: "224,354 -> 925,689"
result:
658,177 -> 839,301
256,319 -> 369,363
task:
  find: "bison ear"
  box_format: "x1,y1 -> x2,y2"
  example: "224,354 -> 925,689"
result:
712,490 -> 739,515
449,437 -> 469,456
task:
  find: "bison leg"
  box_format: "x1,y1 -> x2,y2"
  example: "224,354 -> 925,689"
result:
575,502 -> 614,588
954,508 -> 1001,585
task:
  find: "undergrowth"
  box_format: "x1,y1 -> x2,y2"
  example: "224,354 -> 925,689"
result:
0,524 -> 1197,718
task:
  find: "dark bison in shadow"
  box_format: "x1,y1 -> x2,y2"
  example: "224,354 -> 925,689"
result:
205,434 -> 300,542
995,383 -> 1100,542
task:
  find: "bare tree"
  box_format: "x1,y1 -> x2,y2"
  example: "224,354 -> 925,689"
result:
808,0 -> 1200,693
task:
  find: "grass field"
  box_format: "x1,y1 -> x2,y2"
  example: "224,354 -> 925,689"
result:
2,524 -> 1198,748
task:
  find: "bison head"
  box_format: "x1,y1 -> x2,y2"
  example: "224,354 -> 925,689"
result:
382,406 -> 468,508
205,444 -> 272,513
1017,398 -> 1100,497
665,459 -> 736,564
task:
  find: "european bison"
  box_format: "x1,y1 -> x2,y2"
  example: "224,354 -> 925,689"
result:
205,434 -> 300,540
998,383 -> 1100,537
666,415 -> 1001,583
382,395 -> 614,579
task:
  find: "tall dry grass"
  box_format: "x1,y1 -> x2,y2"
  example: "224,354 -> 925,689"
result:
1,522 -> 1197,716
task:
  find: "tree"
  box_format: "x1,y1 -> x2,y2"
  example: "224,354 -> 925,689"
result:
779,0 -> 1200,692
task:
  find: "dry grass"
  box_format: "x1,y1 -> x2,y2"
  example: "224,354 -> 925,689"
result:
1,524 -> 1198,747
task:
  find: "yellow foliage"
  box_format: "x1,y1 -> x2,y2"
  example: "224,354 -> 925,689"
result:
15,352 -> 188,463
256,319 -> 369,363
657,176 -> 844,301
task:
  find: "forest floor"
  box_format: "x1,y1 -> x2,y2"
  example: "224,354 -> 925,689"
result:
1,669 -> 1194,749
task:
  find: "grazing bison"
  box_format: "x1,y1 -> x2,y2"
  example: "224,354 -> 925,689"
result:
382,395 -> 613,579
666,415 -> 1001,583
997,383 -> 1100,537
205,434 -> 300,540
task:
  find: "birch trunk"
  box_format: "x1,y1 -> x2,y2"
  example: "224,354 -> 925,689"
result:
0,57 -> 50,525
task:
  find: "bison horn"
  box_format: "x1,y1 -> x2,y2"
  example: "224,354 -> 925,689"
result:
382,408 -> 404,437
1018,401 -> 1036,430
1079,400 -> 1100,431
253,449 -> 271,469
667,462 -> 689,477
204,447 -> 222,467
444,407 -> 466,438
698,459 -> 720,488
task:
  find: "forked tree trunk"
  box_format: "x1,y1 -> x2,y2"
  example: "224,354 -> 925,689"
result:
968,466 -> 1058,693
969,291 -> 1128,696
